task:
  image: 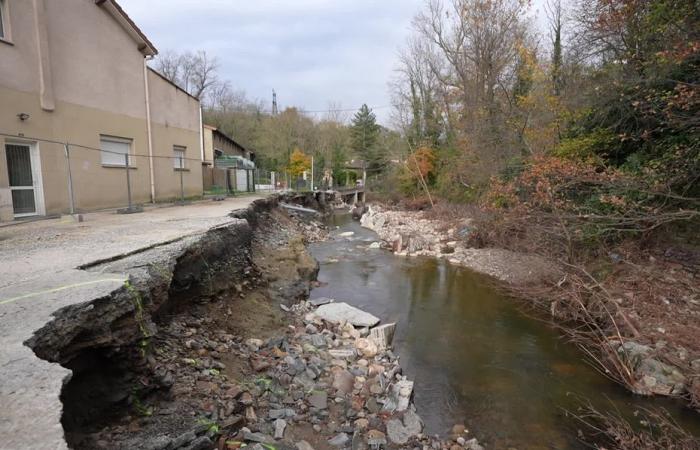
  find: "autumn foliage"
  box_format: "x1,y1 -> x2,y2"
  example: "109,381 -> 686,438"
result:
287,148 -> 311,179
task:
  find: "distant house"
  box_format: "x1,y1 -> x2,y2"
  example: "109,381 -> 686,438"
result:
201,125 -> 256,193
202,125 -> 254,165
0,0 -> 203,221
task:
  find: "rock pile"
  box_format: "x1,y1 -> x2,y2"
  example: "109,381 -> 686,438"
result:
203,300 -> 484,450
360,205 -> 556,285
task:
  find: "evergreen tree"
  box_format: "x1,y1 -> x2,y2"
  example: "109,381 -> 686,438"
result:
350,104 -> 381,169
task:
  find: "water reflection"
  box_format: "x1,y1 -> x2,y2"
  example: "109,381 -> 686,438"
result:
309,213 -> 698,449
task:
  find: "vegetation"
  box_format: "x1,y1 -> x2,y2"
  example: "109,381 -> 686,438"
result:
153,52 -> 404,186
385,0 -> 700,440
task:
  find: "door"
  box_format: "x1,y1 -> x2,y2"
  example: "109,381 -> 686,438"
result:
236,169 -> 248,192
5,143 -> 38,217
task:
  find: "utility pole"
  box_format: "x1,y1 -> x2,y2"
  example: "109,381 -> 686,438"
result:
272,89 -> 279,115
311,156 -> 314,191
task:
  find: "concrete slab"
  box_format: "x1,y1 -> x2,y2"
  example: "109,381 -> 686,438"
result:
312,302 -> 380,328
0,195 -> 266,450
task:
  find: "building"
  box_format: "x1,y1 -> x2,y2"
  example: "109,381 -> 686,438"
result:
0,0 -> 203,221
202,124 -> 256,193
202,125 -> 254,164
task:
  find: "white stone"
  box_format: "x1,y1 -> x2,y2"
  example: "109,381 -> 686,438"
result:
312,302 -> 380,327
369,323 -> 396,350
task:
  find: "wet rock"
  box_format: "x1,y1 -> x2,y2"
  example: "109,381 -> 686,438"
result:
308,390 -> 328,409
329,348 -> 356,359
332,368 -> 355,395
354,338 -> 378,358
636,358 -> 686,395
329,433 -> 350,447
182,436 -> 213,450
312,303 -> 380,328
309,297 -> 334,307
618,341 -> 686,395
274,419 -> 287,439
246,338 -> 264,352
386,409 -> 423,445
464,438 -> 484,450
242,429 -> 274,444
368,323 -> 396,351
362,431 -> 384,450
296,441 -> 316,450
368,242 -> 381,249
168,430 -> 197,449
245,406 -> 257,422
383,379 -> 414,412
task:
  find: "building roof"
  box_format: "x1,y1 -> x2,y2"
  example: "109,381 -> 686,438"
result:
95,0 -> 158,56
148,67 -> 200,101
205,125 -> 252,155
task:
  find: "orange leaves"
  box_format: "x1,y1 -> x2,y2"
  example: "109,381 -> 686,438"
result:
409,145 -> 437,179
287,148 -> 311,178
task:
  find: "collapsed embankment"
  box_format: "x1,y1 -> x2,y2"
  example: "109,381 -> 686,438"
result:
23,194 -> 480,450
23,195 -> 322,449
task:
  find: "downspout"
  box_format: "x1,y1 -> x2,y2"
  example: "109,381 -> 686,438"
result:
199,105 -> 204,162
143,56 -> 156,203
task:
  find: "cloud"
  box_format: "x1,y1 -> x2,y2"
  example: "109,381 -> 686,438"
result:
118,0 -> 424,124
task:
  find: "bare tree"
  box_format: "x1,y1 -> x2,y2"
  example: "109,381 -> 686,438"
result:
152,49 -> 221,102
545,0 -> 564,95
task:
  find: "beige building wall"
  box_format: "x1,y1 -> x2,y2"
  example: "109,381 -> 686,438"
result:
0,0 -> 202,221
202,126 -> 215,165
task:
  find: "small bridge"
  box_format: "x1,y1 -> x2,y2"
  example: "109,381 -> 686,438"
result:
281,188 -> 366,213
334,186 -> 365,205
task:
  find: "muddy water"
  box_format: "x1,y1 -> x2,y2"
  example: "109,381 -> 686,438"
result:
309,213 -> 699,449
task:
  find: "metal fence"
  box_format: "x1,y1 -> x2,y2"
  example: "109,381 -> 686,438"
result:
0,131 -> 282,220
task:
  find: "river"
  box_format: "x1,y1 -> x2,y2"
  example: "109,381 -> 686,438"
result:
308,212 -> 699,449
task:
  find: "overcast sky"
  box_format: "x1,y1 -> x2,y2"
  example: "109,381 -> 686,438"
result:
119,0 -> 546,125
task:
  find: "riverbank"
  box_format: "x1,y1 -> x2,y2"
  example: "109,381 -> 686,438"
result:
359,204 -> 700,418
7,196 -> 488,450
359,204 -> 557,285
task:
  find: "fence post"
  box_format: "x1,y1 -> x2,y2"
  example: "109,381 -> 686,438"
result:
63,144 -> 76,215
125,153 -> 133,210
117,152 -> 142,214
179,155 -> 185,204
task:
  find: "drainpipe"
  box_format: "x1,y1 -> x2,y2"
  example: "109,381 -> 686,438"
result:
198,105 -> 204,162
143,55 -> 156,203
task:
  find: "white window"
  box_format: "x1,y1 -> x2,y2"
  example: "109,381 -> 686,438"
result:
100,136 -> 132,166
173,146 -> 186,169
0,0 -> 6,40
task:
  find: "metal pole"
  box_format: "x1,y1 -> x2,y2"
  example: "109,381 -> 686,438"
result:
311,156 -> 314,191
125,152 -> 133,210
63,144 -> 76,215
179,155 -> 184,203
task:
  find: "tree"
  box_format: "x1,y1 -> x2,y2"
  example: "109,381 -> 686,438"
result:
350,104 -> 381,169
287,148 -> 312,179
545,0 -> 564,96
153,50 -> 221,103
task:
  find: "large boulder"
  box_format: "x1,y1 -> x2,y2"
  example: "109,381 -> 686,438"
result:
386,409 -> 423,445
618,341 -> 687,395
312,303 -> 380,328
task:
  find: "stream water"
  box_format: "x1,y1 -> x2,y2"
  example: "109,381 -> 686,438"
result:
308,212 -> 699,449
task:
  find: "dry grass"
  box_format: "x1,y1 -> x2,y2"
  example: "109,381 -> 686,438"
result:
567,400 -> 700,450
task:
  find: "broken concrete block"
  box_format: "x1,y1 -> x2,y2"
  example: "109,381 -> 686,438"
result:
369,323 -> 396,350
